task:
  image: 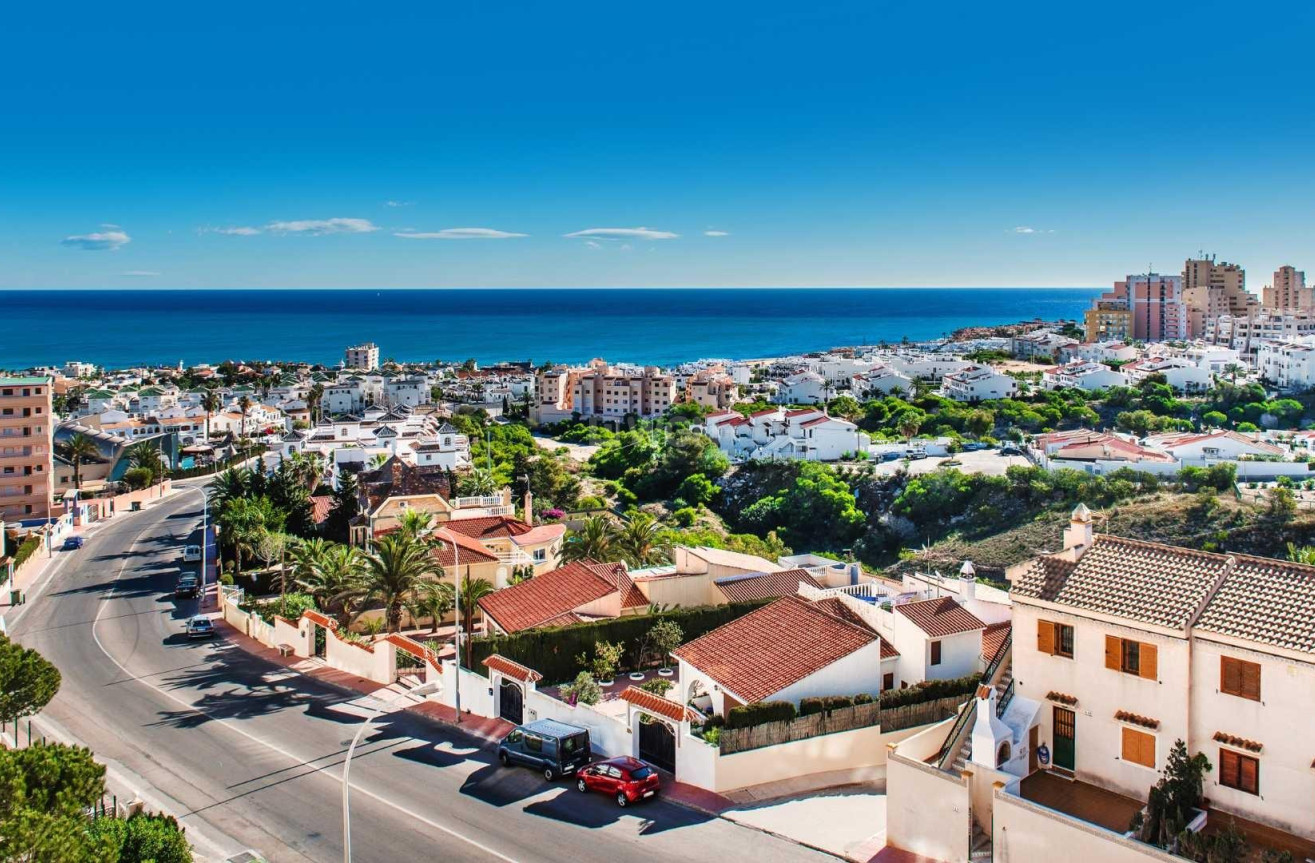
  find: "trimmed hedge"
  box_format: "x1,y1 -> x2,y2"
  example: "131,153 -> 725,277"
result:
468,600 -> 769,685
727,700 -> 796,729
799,692 -> 874,717
879,673 -> 980,709
10,535 -> 40,570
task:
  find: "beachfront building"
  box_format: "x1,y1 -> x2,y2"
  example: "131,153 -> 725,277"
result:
1040,361 -> 1127,392
1263,265 -> 1311,311
0,377 -> 54,520
1010,331 -> 1079,362
940,366 -> 1018,402
531,359 -> 676,424
1083,299 -> 1134,344
685,369 -> 740,410
851,366 -> 913,397
1182,256 -> 1255,339
345,342 -> 380,371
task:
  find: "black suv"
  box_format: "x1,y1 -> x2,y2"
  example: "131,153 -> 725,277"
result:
175,574 -> 200,599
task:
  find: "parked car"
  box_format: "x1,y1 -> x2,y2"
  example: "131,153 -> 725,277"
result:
576,756 -> 660,807
962,442 -> 989,452
62,536 -> 85,550
183,545 -> 201,562
1000,444 -> 1023,455
185,616 -> 215,638
175,574 -> 200,599
497,719 -> 592,781
879,451 -> 901,462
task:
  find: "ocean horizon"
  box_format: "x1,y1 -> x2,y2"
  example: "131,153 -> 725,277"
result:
3,287 -> 1102,369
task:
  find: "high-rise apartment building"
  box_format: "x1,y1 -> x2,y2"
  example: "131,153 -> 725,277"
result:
1263,265 -> 1311,310
344,342 -> 380,371
1089,273 -> 1188,341
0,377 -> 53,521
532,358 -> 675,424
1181,256 -> 1255,338
1083,300 -> 1133,343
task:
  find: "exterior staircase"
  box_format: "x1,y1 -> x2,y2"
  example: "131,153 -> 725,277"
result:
970,822 -> 992,860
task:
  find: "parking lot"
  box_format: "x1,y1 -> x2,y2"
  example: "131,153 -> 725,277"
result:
860,448 -> 1032,477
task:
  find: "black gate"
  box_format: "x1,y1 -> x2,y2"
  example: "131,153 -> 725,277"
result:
499,679 -> 524,724
638,718 -> 675,772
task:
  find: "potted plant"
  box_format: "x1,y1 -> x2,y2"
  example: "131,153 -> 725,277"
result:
578,640 -> 625,687
644,619 -> 683,676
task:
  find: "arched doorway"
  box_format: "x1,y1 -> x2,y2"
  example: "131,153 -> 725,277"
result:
499,678 -> 524,724
638,716 -> 675,772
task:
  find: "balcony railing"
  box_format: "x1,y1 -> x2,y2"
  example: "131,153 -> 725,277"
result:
996,679 -> 1016,718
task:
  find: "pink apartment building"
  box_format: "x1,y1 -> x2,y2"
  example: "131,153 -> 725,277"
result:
1091,273 -> 1188,341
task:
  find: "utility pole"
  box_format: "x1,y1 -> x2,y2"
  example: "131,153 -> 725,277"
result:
453,536 -> 461,724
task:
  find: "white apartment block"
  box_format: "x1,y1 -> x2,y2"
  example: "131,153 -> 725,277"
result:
773,371 -> 827,405
531,358 -> 675,424
344,342 -> 380,371
703,407 -> 870,462
1121,356 -> 1212,393
1207,311 -> 1315,360
940,365 -> 1018,402
1256,340 -> 1315,391
1040,361 -> 1127,392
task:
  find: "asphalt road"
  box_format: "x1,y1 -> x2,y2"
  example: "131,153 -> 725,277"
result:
11,487 -> 831,863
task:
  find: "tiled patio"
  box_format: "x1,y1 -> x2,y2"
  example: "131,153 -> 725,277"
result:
1018,770 -> 1143,834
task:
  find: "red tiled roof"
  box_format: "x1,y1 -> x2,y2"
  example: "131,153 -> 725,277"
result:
785,409 -> 819,417
483,654 -> 543,683
511,523 -> 567,546
539,611 -> 586,627
618,686 -> 700,723
895,597 -> 986,638
431,528 -> 499,567
444,515 -> 534,540
982,621 -> 1012,661
672,596 -> 878,703
811,596 -> 900,657
750,408 -> 779,417
309,495 -> 333,525
799,416 -> 832,428
714,568 -> 821,603
478,559 -> 628,633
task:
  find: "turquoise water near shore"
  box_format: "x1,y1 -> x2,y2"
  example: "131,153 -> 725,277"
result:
0,288 -> 1100,369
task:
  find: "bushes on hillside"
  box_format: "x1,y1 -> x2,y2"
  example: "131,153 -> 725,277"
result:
726,700 -> 796,728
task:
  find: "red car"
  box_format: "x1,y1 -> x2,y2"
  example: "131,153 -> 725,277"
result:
575,756 -> 660,807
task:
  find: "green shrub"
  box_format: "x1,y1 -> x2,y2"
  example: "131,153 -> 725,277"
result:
9,535 -> 40,570
672,506 -> 698,527
798,694 -> 876,716
639,678 -> 673,698
726,700 -> 797,728
561,671 -> 602,706
879,673 -> 980,709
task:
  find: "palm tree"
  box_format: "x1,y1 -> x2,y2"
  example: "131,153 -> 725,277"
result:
464,468 -> 497,496
294,540 -> 364,628
59,433 -> 100,490
457,575 -> 495,665
1286,542 -> 1315,565
408,579 -> 454,634
201,389 -> 222,443
562,515 -> 617,563
348,533 -> 441,633
615,513 -> 670,567
126,441 -> 165,483
208,467 -> 250,509
309,383 -> 325,423
397,508 -> 435,540
237,394 -> 254,444
369,452 -> 390,469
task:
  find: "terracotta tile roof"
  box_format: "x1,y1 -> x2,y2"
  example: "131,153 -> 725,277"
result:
444,515 -> 534,540
672,596 -> 877,703
477,559 -> 628,633
482,654 -> 543,683
750,408 -> 780,417
785,409 -> 820,417
895,597 -> 986,638
511,523 -> 567,546
808,597 -> 897,657
431,528 -> 500,567
309,495 -> 333,525
713,568 -> 821,603
1195,553 -> 1315,654
982,621 -> 1012,661
799,416 -> 833,428
618,686 -> 700,723
539,611 -> 586,627
1012,535 -> 1231,631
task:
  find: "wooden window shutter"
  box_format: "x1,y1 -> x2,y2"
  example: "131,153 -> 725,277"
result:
1240,755 -> 1259,794
1221,656 -> 1242,695
1105,635 -> 1120,670
1121,728 -> 1155,768
1139,642 -> 1158,680
1038,619 -> 1055,655
1220,749 -> 1239,787
1242,661 -> 1261,701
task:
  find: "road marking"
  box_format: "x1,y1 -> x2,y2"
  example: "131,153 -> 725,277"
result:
89,498 -> 520,863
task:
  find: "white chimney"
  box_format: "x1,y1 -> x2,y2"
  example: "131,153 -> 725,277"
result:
523,488 -> 534,523
1062,503 -> 1094,552
959,560 -> 976,603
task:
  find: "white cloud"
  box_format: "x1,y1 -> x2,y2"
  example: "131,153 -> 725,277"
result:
563,227 -> 678,240
385,200 -> 414,208
266,218 -> 379,235
704,230 -> 729,237
393,227 -> 527,240
201,225 -> 262,236
101,223 -> 121,229
61,230 -> 131,251
121,270 -> 160,277
1013,226 -> 1056,234
584,240 -> 601,249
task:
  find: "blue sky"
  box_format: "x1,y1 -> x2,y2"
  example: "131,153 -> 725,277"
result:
3,1 -> 1313,289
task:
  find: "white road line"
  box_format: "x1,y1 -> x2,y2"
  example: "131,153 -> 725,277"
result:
90,499 -> 520,863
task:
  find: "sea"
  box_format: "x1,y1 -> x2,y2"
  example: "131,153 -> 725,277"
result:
0,288 -> 1102,370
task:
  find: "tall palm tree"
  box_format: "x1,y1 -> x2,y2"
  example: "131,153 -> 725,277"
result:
562,515 -> 616,563
208,467 -> 250,509
126,441 -> 165,483
201,389 -> 222,443
309,383 -> 325,423
464,467 -> 497,496
293,539 -> 364,628
397,508 -> 435,540
237,394 -> 254,444
408,579 -> 454,634
59,433 -> 100,490
615,513 -> 670,568
457,575 -> 495,665
347,533 -> 441,633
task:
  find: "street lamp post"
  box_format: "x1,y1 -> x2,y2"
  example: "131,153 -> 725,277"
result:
178,484 -> 210,606
342,682 -> 438,863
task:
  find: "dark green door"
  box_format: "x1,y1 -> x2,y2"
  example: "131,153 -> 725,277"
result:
1053,707 -> 1076,771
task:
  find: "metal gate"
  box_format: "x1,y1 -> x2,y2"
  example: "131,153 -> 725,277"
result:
638,718 -> 675,772
499,679 -> 524,724
1053,706 -> 1076,772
